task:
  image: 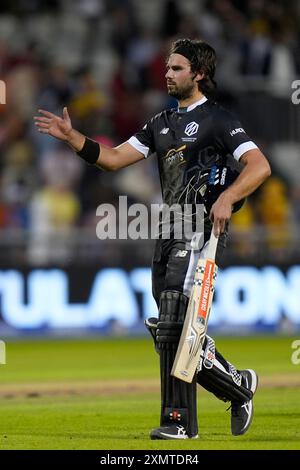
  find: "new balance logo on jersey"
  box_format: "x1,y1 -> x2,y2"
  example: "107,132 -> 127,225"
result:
184,122 -> 199,136
160,127 -> 169,135
230,128 -> 245,136
175,250 -> 188,257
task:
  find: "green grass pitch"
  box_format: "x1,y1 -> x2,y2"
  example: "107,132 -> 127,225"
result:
0,335 -> 299,450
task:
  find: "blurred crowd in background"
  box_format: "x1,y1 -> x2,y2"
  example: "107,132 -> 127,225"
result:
0,0 -> 299,265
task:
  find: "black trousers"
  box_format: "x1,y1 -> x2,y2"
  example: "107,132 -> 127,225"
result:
151,233 -> 226,307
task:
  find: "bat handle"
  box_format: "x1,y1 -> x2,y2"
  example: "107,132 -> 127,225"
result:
207,227 -> 219,261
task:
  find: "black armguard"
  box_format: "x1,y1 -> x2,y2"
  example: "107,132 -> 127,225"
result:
77,137 -> 100,164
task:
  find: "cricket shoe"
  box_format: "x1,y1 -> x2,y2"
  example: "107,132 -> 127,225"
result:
150,424 -> 198,440
231,369 -> 258,436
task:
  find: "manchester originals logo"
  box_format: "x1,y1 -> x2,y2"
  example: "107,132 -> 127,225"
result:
184,121 -> 199,136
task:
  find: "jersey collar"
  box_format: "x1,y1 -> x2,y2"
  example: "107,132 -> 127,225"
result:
177,96 -> 208,113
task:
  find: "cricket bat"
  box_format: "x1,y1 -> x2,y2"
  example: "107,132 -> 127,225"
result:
171,227 -> 218,383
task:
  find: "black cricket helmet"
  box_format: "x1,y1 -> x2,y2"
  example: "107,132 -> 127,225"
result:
198,165 -> 245,214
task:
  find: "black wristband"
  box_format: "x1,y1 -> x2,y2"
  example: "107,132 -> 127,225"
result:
76,137 -> 100,164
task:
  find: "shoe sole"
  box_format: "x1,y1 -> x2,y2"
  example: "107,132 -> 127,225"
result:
150,432 -> 199,440
233,369 -> 258,436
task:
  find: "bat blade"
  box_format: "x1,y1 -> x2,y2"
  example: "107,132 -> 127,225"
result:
0,340 -> 6,365
171,231 -> 218,383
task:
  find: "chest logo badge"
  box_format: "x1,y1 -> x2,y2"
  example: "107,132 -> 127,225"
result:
184,121 -> 199,136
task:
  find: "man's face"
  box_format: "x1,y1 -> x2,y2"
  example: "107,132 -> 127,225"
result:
165,53 -> 198,100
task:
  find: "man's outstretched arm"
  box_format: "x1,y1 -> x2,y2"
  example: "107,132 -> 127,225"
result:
34,107 -> 145,171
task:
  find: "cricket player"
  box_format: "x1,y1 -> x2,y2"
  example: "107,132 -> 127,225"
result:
35,38 -> 271,440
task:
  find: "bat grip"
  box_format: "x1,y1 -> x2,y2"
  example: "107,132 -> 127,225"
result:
206,228 -> 219,261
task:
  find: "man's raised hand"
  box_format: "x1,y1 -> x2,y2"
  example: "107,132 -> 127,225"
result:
34,107 -> 72,141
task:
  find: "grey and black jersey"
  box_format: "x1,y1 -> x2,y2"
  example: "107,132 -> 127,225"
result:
128,97 -> 258,208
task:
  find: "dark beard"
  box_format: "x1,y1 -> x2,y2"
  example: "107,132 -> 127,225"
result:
168,83 -> 194,101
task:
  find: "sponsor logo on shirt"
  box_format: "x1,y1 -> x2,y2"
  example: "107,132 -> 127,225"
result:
230,127 -> 245,136
164,145 -> 186,166
184,121 -> 199,136
181,136 -> 197,142
160,127 -> 169,135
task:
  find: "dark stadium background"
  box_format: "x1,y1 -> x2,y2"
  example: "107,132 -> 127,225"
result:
0,0 -> 300,336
